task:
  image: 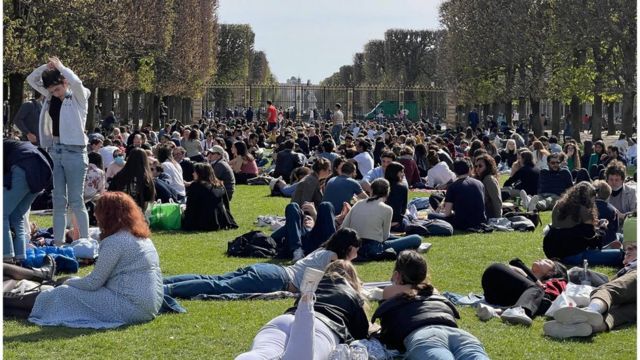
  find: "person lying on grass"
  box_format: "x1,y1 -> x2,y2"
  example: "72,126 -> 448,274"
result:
235,260 -> 368,360
4,192 -> 164,329
163,228 -> 361,299
372,250 -> 490,359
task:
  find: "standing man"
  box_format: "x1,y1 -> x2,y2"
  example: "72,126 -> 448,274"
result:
266,100 -> 278,137
331,103 -> 344,145
13,91 -> 43,145
469,108 -> 480,130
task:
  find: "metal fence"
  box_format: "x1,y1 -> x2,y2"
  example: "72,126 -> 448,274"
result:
204,83 -> 448,121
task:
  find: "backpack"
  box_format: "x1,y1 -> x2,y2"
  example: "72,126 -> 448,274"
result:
227,231 -> 278,258
404,219 -> 454,237
504,211 -> 541,227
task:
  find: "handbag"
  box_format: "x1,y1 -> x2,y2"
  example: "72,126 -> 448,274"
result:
149,202 -> 182,230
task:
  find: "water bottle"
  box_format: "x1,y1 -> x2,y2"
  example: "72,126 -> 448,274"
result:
349,345 -> 369,360
581,259 -> 591,285
328,344 -> 350,360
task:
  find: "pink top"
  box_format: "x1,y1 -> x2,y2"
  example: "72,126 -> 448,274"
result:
240,159 -> 259,175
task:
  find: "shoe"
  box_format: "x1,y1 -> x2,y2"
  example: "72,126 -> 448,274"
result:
379,248 -> 398,261
476,303 -> 499,321
269,176 -> 282,191
501,307 -> 532,326
553,306 -> 604,327
292,248 -> 305,263
32,255 -> 56,282
299,267 -> 324,294
527,195 -> 539,212
417,242 -> 432,254
543,320 -> 592,339
519,190 -> 530,209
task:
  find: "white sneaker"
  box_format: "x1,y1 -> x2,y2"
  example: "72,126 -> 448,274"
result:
527,195 -> 539,212
299,267 -> 324,294
501,307 -> 532,326
519,190 -> 530,209
417,242 -> 432,254
543,320 -> 592,339
476,303 -> 499,321
269,176 -> 282,191
553,306 -> 604,327
292,248 -> 305,263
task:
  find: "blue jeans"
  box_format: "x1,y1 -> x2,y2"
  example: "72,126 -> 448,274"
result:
3,167 -> 39,259
271,202 -> 336,255
358,235 -> 422,259
50,143 -> 89,244
280,182 -> 299,197
163,263 -> 290,299
404,325 -> 489,360
562,249 -> 624,267
331,124 -> 342,145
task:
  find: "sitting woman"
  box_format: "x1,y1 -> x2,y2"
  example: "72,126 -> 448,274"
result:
479,258 -> 567,326
4,192 -> 164,328
229,141 -> 259,184
499,139 -> 518,168
474,154 -> 502,219
163,228 -> 361,299
503,150 -> 539,199
270,166 -> 312,198
182,163 -> 237,232
425,149 -> 455,189
372,250 -> 489,359
108,148 -> 156,211
235,260 -> 368,360
149,158 -> 181,203
157,145 -> 186,200
543,182 -> 624,266
384,161 -> 409,232
341,178 -> 422,261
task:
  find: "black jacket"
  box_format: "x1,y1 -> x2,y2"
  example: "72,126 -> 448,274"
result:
285,276 -> 368,343
273,149 -> 303,182
504,164 -> 540,195
3,139 -> 52,193
372,293 -> 460,352
182,182 -> 238,231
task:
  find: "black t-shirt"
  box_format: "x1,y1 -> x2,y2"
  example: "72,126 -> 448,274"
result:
49,96 -> 63,137
444,176 -> 487,229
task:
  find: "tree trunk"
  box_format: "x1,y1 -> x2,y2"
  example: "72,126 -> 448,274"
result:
86,86 -> 97,132
8,73 -> 26,131
518,97 -> 527,129
118,91 -> 129,123
184,98 -> 192,124
570,96 -> 582,143
144,93 -> 153,126
606,102 -> 616,135
132,91 -> 140,124
591,94 -> 603,141
530,98 -> 542,137
621,92 -> 635,138
504,101 -> 513,126
152,95 -> 160,129
551,100 -> 561,136
100,88 -> 114,117
482,103 -> 490,127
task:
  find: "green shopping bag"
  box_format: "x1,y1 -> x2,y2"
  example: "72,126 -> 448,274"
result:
149,202 -> 182,230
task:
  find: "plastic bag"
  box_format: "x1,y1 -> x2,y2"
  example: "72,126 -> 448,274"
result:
149,202 -> 182,230
545,291 -> 577,317
563,282 -> 595,307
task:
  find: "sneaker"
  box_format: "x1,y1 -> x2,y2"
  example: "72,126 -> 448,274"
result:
269,176 -> 282,191
299,267 -> 324,294
476,303 -> 499,321
292,248 -> 305,263
553,306 -> 604,327
417,242 -> 432,254
543,320 -> 592,339
527,195 -> 540,212
501,307 -> 532,326
519,190 -> 530,209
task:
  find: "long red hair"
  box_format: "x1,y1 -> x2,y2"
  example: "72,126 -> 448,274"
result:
95,191 -> 150,240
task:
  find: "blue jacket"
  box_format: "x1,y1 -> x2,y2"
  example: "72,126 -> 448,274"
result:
3,139 -> 53,193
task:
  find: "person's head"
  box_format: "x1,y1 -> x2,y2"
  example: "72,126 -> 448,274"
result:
531,259 -> 567,281
384,161 -> 405,185
90,138 -> 103,152
520,150 -> 534,167
132,133 -> 143,147
322,139 -> 335,153
623,242 -> 637,266
556,181 -> 597,223
357,139 -> 371,153
335,103 -> 341,110
391,250 -> 434,297
41,69 -> 68,100
426,149 -> 439,165
95,191 -> 150,240
506,139 -> 516,152
605,160 -> 627,191
320,228 -> 361,261
172,147 -> 186,162
182,128 -> 191,139
207,145 -> 226,162
113,149 -> 125,166
452,158 -> 471,177
324,260 -> 363,296
282,139 -> 295,150
474,154 -> 497,179
156,145 -> 174,163
607,145 -> 620,159
594,140 -> 605,154
267,100 -> 272,106
291,166 -> 312,183
88,152 -> 104,170
380,151 -> 396,170
189,129 -> 199,141
340,160 -> 356,177
593,179 -> 611,200
149,158 -> 163,178
369,178 -> 390,200
192,162 -> 221,186
547,153 -> 561,171
312,157 -> 332,179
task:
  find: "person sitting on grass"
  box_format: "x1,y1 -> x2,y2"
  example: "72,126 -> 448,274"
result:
372,250 -> 490,359
477,258 -> 567,326
605,161 -> 636,223
341,178 -> 422,261
543,182 -> 624,266
163,228 -> 361,299
322,160 -> 367,213
473,153 -> 502,219
270,166 -> 312,198
182,163 -> 237,232
384,161 -> 409,232
291,157 -> 332,208
229,141 -> 259,184
4,192 -> 164,329
235,260 -> 368,360
520,153 -> 573,212
108,147 -> 156,211
544,242 -> 636,339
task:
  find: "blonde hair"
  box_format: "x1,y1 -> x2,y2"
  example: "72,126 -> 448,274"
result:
325,260 -> 367,308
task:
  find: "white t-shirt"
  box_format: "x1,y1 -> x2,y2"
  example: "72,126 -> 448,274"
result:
162,161 -> 186,196
333,110 -> 344,126
354,152 -> 374,177
426,161 -> 456,188
284,249 -> 336,290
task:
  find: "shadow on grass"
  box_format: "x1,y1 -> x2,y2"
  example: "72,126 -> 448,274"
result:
3,317 -> 124,343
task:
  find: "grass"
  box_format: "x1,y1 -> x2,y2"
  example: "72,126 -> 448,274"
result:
3,185 -> 636,359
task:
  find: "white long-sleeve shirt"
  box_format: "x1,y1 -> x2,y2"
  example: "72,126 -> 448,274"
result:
426,161 -> 456,188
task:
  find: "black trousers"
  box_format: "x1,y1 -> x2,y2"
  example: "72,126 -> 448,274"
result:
482,263 -> 544,317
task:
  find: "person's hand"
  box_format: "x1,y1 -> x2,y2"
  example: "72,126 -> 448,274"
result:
301,202 -> 317,219
598,219 -> 609,228
27,132 -> 37,144
48,56 -> 63,70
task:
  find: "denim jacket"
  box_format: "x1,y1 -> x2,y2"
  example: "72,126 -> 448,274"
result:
27,64 -> 90,148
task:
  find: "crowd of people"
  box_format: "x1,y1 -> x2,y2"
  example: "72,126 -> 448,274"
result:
3,57 -> 637,358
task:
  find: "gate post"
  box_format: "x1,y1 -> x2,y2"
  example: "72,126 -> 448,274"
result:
347,87 -> 354,121
244,85 -> 251,108
399,88 -> 405,111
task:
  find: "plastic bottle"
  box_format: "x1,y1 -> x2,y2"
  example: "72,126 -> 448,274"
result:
581,259 -> 591,285
328,344 -> 350,360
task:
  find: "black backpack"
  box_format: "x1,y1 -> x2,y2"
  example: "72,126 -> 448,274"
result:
227,231 -> 278,258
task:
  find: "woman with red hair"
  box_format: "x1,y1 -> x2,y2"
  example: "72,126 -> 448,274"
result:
5,192 -> 164,329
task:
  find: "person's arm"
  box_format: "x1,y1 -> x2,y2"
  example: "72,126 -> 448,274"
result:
356,190 -> 368,200
50,57 -> 90,106
228,156 -> 243,173
26,64 -> 50,97
64,237 -> 122,291
382,207 -> 391,240
340,203 -> 353,229
486,177 -> 502,217
440,202 -> 453,217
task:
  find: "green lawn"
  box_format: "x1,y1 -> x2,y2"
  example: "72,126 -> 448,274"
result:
3,185 -> 636,359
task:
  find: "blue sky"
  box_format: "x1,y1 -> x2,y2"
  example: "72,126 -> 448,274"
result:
218,0 -> 444,83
